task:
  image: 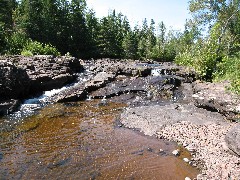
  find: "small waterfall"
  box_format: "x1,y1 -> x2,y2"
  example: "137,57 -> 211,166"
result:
151,69 -> 162,76
151,68 -> 170,76
4,68 -> 93,124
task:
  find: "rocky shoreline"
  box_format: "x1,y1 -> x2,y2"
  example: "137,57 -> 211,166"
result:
0,56 -> 239,179
0,55 -> 83,115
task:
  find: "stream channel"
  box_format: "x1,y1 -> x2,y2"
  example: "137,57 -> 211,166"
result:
0,67 -> 199,179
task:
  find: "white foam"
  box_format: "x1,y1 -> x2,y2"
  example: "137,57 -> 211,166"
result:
151,69 -> 162,76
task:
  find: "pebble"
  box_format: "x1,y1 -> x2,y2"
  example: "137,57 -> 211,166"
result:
157,121 -> 240,179
172,149 -> 180,156
185,177 -> 191,180
183,158 -> 189,163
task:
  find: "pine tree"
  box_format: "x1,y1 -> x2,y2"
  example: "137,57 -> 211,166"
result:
137,18 -> 148,59
86,9 -> 100,58
0,0 -> 16,53
68,0 -> 89,58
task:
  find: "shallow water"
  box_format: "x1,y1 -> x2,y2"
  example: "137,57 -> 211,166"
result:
0,100 -> 199,179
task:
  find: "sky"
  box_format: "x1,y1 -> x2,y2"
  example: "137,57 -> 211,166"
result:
86,0 -> 191,31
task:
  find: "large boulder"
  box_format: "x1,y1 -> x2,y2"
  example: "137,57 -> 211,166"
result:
1,55 -> 84,95
0,61 -> 30,100
192,81 -> 240,119
225,124 -> 240,156
85,72 -> 116,91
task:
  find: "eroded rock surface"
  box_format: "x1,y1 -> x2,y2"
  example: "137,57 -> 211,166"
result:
0,55 -> 84,115
192,81 -> 240,119
0,61 -> 30,100
120,103 -> 226,136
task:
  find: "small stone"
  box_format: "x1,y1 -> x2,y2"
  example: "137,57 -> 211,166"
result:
183,158 -> 190,163
159,149 -> 164,152
185,177 -> 191,180
172,149 -> 180,156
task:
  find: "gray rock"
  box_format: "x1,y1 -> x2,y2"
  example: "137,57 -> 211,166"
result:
1,55 -> 84,94
192,81 -> 240,119
85,72 -> 115,91
172,149 -> 180,156
225,124 -> 240,156
0,62 -> 30,100
52,84 -> 87,103
90,76 -> 180,99
120,103 -> 226,136
0,99 -> 20,115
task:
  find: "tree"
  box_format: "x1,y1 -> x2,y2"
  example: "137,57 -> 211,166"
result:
0,0 -> 16,53
137,18 -> 148,59
122,30 -> 138,59
86,9 -> 100,58
67,0 -> 89,58
151,21 -> 166,60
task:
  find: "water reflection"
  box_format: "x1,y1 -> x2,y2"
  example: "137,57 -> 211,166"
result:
0,100 -> 199,179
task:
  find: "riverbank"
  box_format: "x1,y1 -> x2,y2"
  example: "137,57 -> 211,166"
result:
0,56 -> 239,179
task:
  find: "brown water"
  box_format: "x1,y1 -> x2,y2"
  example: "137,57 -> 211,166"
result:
0,100 -> 199,179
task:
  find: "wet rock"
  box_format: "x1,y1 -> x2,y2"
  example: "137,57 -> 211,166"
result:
225,123 -> 240,156
158,149 -> 167,156
151,62 -> 196,83
52,84 -> 87,103
90,76 -> 180,100
183,158 -> 190,163
192,81 -> 240,119
0,61 -> 30,100
131,149 -> 144,156
1,55 -> 84,94
0,99 -> 20,116
47,157 -> 71,169
0,152 -> 3,161
88,59 -> 152,77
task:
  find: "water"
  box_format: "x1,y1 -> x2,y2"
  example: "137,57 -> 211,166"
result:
2,69 -> 94,126
0,100 -> 199,179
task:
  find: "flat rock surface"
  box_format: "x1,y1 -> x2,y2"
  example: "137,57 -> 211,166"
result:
120,103 -> 227,136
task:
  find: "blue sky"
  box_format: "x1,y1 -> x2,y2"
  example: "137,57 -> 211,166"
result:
86,0 -> 191,31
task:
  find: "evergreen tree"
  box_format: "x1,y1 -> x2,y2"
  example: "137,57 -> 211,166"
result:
86,9 -> 100,58
146,19 -> 156,58
0,0 -> 16,53
137,18 -> 148,59
122,30 -> 138,59
68,0 -> 88,58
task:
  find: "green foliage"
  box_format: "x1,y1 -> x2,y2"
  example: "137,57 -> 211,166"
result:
5,31 -> 30,54
214,55 -> 240,94
21,50 -> 33,56
21,41 -> 60,56
176,23 -> 222,79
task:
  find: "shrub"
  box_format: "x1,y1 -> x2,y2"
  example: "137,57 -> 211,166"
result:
21,41 -> 60,56
5,31 -> 30,55
214,55 -> 240,94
